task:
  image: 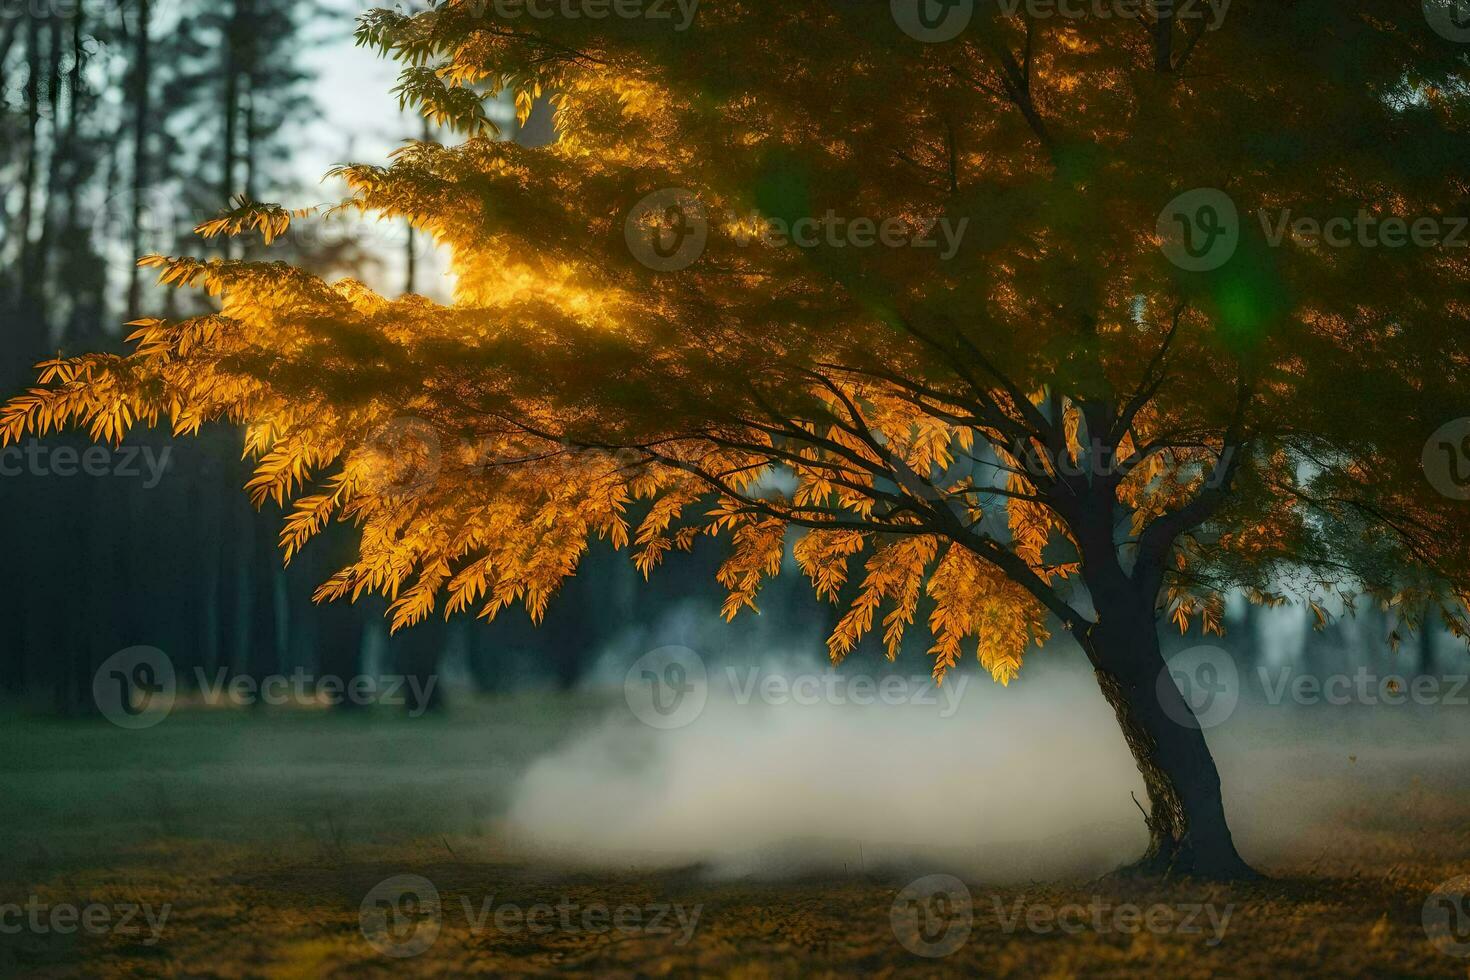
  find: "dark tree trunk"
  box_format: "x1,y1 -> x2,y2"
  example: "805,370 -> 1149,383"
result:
302,523 -> 367,710
1080,599 -> 1255,880
1419,606 -> 1438,677
126,0 -> 152,320
389,617 -> 448,715
221,0 -> 243,216
244,506 -> 284,699
405,116 -> 432,293
16,13 -> 43,318
314,601 -> 366,711
32,13 -> 64,307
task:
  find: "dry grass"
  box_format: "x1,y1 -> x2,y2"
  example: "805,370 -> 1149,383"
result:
2,703 -> 1469,978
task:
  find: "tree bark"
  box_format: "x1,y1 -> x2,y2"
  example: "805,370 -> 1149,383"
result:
16,13 -> 43,320
1080,599 -> 1256,880
126,0 -> 152,321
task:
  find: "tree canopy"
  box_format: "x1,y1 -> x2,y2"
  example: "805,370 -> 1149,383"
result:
5,0 -> 1469,685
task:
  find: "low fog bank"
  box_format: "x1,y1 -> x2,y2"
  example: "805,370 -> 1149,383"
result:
8,605 -> 1468,884
503,649 -> 1470,882
506,669 -> 1144,881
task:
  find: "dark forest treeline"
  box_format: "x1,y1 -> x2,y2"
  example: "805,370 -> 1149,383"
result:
4,1 -> 457,713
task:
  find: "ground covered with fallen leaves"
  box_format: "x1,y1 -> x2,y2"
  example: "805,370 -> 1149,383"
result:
3,697 -> 1469,978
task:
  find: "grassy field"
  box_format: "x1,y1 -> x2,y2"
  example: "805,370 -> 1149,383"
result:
3,697 -> 1470,978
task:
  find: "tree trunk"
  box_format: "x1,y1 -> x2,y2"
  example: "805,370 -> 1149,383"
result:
222,0 -> 242,206
126,0 -> 152,320
33,13 -> 66,318
1419,606 -> 1438,677
1081,601 -> 1257,880
389,616 -> 448,715
16,13 -> 42,320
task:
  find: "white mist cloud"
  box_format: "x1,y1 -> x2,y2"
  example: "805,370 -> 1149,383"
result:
503,666 -> 1151,882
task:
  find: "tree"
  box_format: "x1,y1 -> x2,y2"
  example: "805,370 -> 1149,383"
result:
5,1 -> 1470,878
0,0 -> 338,713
